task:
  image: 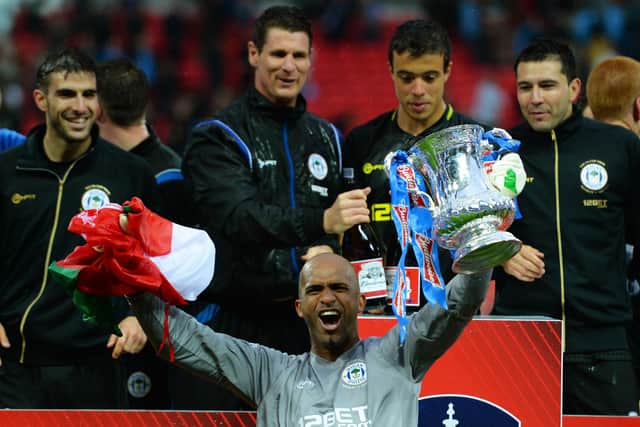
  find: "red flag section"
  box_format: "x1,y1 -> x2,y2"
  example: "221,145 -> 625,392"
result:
57,197 -> 186,306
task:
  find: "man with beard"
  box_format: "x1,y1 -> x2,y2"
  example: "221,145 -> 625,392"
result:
128,253 -> 490,426
0,48 -> 159,408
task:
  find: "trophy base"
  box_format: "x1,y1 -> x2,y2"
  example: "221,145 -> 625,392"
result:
451,216 -> 522,274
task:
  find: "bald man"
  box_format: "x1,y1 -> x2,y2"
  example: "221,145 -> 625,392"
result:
128,253 -> 490,425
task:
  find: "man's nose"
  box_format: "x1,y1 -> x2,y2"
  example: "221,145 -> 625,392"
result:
72,96 -> 89,113
319,288 -> 336,304
411,79 -> 426,96
531,86 -> 543,103
282,54 -> 296,72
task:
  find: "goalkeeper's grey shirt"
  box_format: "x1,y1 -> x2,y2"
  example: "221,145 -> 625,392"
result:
130,271 -> 489,426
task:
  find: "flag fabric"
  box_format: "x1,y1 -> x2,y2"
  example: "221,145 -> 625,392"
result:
49,197 -> 215,339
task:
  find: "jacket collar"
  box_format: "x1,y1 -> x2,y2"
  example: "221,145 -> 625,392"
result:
518,108 -> 583,141
391,104 -> 455,138
248,86 -> 306,121
100,124 -> 162,155
552,109 -> 583,139
17,124 -> 100,169
115,124 -> 160,156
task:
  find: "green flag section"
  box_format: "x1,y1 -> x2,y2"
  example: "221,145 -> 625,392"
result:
49,262 -> 122,336
48,197 -> 216,346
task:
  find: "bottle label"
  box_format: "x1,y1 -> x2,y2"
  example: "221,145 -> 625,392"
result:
350,258 -> 387,299
384,267 -> 421,307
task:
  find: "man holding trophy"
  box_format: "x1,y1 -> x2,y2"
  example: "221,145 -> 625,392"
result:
343,19 -> 526,317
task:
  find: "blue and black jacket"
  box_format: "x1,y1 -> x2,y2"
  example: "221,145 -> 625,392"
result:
183,88 -> 342,304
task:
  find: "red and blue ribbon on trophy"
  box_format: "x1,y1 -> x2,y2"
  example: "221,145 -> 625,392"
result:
389,151 -> 446,344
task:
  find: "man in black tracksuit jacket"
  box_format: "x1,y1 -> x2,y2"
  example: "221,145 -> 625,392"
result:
97,57 -> 189,409
344,20 -> 488,312
0,50 -> 160,409
493,38 -> 640,415
179,6 -> 370,410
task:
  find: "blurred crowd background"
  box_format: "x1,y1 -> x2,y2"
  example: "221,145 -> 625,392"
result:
0,0 -> 638,154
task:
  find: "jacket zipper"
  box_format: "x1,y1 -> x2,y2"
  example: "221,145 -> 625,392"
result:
282,120 -> 300,274
551,129 -> 566,351
18,162 -> 78,363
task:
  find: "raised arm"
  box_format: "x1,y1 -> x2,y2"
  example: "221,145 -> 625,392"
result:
127,293 -> 292,407
381,270 -> 491,381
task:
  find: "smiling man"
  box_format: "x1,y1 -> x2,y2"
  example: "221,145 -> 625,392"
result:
179,5 -> 371,410
492,38 -> 640,415
129,253 -> 490,426
0,48 -> 160,408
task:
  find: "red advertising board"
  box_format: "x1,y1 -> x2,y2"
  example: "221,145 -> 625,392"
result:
358,316 -> 562,427
0,317 -> 636,426
0,410 -> 256,427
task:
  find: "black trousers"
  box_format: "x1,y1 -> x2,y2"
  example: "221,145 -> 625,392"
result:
563,350 -> 639,415
169,299 -> 309,410
0,356 -> 128,409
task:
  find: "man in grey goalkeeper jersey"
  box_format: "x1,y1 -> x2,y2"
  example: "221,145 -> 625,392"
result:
129,253 -> 489,426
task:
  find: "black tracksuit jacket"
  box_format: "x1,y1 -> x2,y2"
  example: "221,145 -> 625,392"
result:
182,88 -> 342,305
493,112 -> 640,353
343,105 -> 484,286
0,125 -> 159,365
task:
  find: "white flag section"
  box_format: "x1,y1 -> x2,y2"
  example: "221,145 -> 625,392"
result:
149,222 -> 215,301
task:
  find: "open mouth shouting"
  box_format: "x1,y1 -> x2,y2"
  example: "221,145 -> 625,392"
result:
318,309 -> 342,332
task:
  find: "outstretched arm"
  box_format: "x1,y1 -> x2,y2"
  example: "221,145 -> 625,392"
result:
127,293 -> 292,407
382,271 -> 491,381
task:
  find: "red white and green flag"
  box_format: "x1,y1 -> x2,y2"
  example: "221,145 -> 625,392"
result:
49,197 -> 215,337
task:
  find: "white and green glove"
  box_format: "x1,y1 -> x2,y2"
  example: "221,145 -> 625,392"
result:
486,152 -> 527,197
481,128 -> 526,198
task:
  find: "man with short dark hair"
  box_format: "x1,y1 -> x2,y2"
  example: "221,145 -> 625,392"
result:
493,38 -> 640,415
97,58 -> 189,226
0,48 -> 159,408
344,19 -> 524,312
96,57 -> 191,408
180,5 -> 370,409
129,253 -> 490,426
344,20 -> 480,305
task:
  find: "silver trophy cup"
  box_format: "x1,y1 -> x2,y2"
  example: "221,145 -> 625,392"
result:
390,124 -> 521,274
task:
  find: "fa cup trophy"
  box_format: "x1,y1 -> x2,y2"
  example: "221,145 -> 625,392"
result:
387,124 -> 521,274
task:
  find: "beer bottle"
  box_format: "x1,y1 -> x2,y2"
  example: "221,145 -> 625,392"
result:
341,168 -> 387,314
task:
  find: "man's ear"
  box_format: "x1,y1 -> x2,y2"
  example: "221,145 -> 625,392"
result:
96,104 -> 106,124
443,60 -> 453,83
357,294 -> 366,314
569,77 -> 582,104
33,89 -> 47,112
248,41 -> 259,68
633,96 -> 640,122
295,299 -> 303,319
